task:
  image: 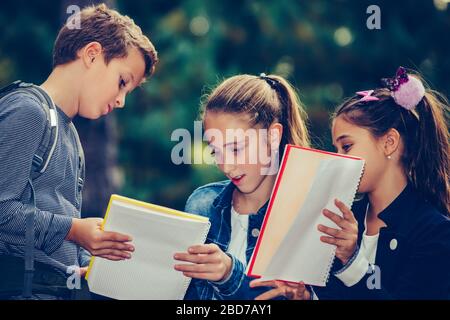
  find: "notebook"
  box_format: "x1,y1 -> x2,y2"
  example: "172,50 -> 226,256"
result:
246,145 -> 365,286
85,194 -> 211,300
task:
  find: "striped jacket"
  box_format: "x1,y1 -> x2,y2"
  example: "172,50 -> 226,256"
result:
0,89 -> 89,275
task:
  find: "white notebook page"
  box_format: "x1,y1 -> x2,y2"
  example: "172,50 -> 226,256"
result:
263,157 -> 364,286
247,146 -> 364,286
87,200 -> 210,300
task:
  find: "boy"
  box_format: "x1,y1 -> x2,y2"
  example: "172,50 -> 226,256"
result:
0,4 -> 158,299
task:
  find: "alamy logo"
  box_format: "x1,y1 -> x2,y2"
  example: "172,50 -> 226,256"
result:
366,5 -> 381,30
66,265 -> 82,290
66,5 -> 81,30
366,264 -> 381,290
171,121 -> 281,175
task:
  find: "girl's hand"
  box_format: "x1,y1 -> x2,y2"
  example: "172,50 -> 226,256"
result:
173,244 -> 232,282
66,218 -> 134,261
250,279 -> 311,300
318,199 -> 358,265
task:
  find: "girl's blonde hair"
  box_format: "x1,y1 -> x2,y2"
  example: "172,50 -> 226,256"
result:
201,74 -> 310,156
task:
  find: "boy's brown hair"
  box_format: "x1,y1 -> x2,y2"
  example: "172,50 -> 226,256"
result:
53,4 -> 158,78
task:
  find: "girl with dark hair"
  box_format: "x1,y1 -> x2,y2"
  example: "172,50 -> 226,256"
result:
252,67 -> 450,300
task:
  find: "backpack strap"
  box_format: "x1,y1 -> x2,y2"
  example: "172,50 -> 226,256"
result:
0,81 -> 58,178
0,81 -> 59,299
26,85 -> 87,197
22,178 -> 36,299
20,83 -> 59,178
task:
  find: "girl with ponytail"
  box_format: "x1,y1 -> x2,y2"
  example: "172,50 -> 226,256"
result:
254,67 -> 450,300
173,74 -> 310,300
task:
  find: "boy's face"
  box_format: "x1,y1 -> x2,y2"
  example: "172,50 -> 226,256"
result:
332,116 -> 388,194
79,46 -> 146,119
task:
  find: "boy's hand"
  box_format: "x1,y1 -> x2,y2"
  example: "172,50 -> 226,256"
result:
173,244 -> 232,282
250,279 -> 311,300
318,199 -> 358,265
66,218 -> 134,261
79,267 -> 88,277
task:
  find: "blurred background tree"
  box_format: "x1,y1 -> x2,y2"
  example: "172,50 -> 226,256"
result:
0,0 -> 449,215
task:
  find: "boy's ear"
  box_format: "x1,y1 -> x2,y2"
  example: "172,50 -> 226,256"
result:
268,122 -> 283,149
79,41 -> 103,67
383,128 -> 401,158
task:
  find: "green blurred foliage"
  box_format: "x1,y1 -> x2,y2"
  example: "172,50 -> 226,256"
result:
1,0 -> 449,210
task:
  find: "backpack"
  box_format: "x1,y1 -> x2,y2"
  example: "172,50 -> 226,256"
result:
0,80 -> 85,299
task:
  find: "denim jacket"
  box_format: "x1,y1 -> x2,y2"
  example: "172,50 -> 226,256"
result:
183,180 -> 273,300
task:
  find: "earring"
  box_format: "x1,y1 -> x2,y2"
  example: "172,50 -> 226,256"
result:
387,155 -> 392,159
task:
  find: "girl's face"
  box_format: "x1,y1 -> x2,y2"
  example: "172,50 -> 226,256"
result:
203,111 -> 281,195
332,116 -> 389,193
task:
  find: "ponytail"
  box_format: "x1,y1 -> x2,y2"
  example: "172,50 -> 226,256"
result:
269,75 -> 310,150
410,91 -> 449,214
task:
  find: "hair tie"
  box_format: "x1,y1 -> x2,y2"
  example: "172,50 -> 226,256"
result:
381,66 -> 425,110
356,90 -> 379,102
259,73 -> 279,89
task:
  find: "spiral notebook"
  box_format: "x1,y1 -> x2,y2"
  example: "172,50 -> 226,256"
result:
246,145 -> 365,286
85,195 -> 210,300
